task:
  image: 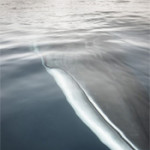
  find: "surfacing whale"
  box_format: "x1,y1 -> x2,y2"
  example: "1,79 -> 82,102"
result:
34,43 -> 149,150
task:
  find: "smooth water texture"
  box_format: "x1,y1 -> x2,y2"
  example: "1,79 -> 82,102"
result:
0,0 -> 149,150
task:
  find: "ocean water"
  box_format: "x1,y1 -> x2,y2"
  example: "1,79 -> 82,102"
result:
0,0 -> 149,150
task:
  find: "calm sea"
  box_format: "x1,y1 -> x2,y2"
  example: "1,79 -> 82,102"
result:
0,0 -> 149,150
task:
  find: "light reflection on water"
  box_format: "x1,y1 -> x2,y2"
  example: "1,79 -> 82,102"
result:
0,0 -> 149,150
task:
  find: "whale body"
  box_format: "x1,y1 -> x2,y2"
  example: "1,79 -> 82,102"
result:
34,42 -> 149,150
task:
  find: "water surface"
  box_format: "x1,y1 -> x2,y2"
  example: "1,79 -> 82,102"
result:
0,0 -> 149,150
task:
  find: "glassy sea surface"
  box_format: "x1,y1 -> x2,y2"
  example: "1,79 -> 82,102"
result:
0,0 -> 149,150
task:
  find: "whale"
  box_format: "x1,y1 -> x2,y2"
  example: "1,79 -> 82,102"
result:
33,42 -> 149,150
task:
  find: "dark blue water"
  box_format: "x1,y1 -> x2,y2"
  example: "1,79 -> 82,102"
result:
1,46 -> 109,150
0,0 -> 149,150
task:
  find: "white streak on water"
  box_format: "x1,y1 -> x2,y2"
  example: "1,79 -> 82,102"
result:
33,42 -> 139,150
47,68 -> 136,150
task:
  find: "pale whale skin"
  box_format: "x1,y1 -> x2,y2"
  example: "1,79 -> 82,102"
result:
36,48 -> 149,150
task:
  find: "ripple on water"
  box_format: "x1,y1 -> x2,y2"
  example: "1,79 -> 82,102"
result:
0,0 -> 149,150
